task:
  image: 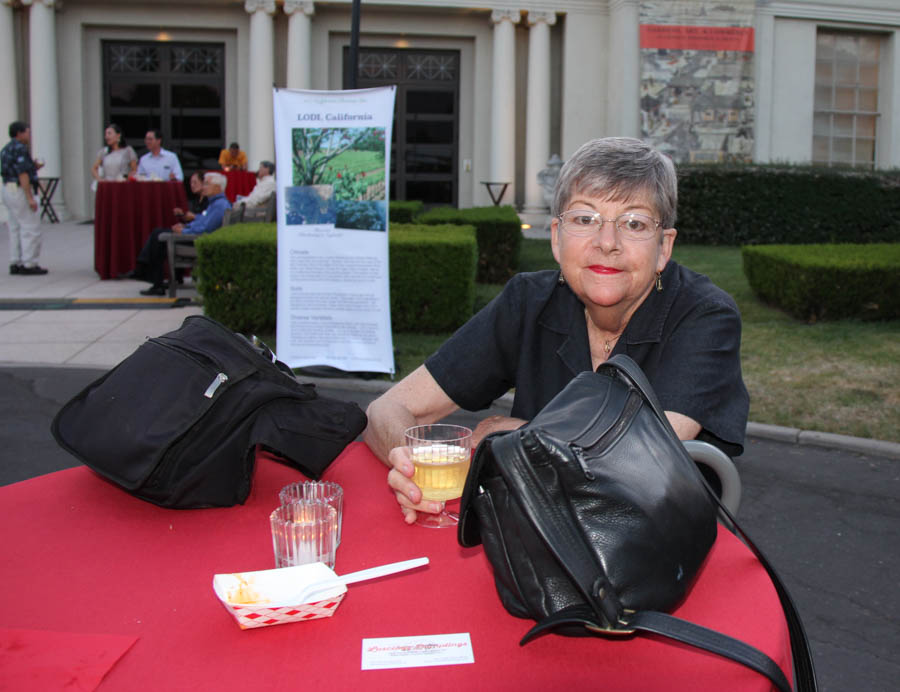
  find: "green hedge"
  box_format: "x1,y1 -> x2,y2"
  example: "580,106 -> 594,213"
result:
389,200 -> 424,223
741,243 -> 900,321
677,165 -> 900,245
195,221 -> 477,334
415,205 -> 521,283
195,223 -> 277,334
389,223 -> 477,332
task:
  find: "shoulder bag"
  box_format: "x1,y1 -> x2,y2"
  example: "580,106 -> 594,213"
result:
458,354 -> 816,692
52,315 -> 367,508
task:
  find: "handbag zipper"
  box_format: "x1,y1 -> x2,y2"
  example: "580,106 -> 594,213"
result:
204,373 -> 229,398
572,390 -> 643,479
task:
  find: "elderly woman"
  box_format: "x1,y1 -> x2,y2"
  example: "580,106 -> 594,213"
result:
364,137 -> 749,524
91,124 -> 137,182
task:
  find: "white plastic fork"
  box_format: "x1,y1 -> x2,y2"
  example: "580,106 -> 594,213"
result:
275,557 -> 430,606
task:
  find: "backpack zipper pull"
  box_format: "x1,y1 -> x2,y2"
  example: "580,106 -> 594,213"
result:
204,372 -> 229,398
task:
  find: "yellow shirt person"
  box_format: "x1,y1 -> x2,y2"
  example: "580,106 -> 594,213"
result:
218,142 -> 247,171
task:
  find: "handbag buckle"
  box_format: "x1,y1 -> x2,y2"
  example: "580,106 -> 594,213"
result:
585,609 -> 637,636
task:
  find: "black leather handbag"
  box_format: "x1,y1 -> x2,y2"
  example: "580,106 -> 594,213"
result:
458,354 -> 816,692
51,315 -> 367,509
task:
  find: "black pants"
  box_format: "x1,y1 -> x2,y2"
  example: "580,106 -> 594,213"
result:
135,227 -> 169,287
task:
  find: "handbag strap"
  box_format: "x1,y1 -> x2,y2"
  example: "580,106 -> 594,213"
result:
602,356 -> 817,692
492,432 -> 794,692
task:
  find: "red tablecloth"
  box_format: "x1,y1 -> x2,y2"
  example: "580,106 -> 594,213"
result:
93,181 -> 188,279
0,442 -> 792,690
222,170 -> 257,202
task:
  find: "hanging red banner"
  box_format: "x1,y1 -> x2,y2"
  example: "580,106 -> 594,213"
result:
640,24 -> 754,52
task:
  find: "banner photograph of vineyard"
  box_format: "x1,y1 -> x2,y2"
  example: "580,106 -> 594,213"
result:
285,126 -> 388,231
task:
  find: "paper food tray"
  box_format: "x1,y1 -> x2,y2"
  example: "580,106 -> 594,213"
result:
213,562 -> 347,630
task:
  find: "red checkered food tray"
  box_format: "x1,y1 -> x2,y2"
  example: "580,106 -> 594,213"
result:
213,563 -> 347,630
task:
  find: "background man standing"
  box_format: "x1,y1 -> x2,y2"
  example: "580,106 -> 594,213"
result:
137,130 -> 184,181
1,121 -> 47,275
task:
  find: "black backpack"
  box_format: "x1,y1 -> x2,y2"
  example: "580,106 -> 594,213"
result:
51,315 -> 367,508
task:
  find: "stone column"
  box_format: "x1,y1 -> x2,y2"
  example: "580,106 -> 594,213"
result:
0,2 -> 19,132
608,0 -> 640,138
23,0 -> 66,220
523,11 -> 556,213
284,0 -> 314,90
490,9 -> 519,207
245,0 -> 276,168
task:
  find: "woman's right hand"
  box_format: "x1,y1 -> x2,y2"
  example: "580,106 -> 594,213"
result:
387,445 -> 444,524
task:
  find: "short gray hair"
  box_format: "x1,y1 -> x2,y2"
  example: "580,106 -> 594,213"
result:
205,171 -> 227,191
552,137 -> 678,228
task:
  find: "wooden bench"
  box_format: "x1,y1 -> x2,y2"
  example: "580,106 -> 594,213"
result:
159,196 -> 275,298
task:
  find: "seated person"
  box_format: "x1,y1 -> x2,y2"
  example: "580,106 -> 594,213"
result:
362,137 -> 750,524
125,172 -> 231,295
137,129 -> 184,181
219,142 -> 248,171
234,160 -> 275,208
173,171 -> 208,223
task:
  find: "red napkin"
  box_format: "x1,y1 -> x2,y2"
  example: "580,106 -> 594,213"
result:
0,628 -> 137,692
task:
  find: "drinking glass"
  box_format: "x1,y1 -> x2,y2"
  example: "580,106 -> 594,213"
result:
270,500 -> 338,569
279,481 -> 344,546
404,424 -> 473,529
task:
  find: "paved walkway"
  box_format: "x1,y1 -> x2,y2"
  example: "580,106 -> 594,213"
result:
0,220 -> 203,367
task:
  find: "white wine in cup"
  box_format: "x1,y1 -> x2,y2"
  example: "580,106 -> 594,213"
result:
404,424 -> 473,528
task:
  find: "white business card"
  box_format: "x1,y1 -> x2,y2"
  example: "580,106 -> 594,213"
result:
361,633 -> 474,670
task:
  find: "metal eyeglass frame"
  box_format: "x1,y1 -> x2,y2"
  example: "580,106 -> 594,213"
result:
557,210 -> 662,240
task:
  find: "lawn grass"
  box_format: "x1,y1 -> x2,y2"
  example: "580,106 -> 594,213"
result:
286,238 -> 900,442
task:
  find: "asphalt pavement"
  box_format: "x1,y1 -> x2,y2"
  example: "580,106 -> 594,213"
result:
1,219 -> 898,690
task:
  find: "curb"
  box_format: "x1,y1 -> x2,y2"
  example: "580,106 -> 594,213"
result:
302,375 -> 900,461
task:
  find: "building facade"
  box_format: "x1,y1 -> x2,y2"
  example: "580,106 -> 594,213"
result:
2,0 -> 898,221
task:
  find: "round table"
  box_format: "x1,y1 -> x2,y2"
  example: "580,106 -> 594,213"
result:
93,180 -> 188,279
0,442 -> 792,690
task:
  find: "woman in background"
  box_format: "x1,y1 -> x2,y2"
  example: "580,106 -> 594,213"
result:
91,124 -> 137,182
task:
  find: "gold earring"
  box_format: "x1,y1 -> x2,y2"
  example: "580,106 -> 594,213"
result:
558,273 -> 566,286
656,272 -> 663,292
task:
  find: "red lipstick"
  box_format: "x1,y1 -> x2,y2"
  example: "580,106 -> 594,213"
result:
589,265 -> 622,275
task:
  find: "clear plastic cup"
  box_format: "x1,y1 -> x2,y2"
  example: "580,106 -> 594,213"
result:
279,481 -> 344,546
270,500 -> 338,569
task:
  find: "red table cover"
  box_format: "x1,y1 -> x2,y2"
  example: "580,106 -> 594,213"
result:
222,170 -> 257,202
0,442 -> 792,690
93,181 -> 188,280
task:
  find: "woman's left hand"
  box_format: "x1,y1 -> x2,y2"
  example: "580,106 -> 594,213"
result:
472,415 -> 528,447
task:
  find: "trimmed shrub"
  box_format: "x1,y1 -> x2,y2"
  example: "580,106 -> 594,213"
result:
415,205 -> 521,283
677,165 -> 900,245
389,200 -> 424,223
742,243 -> 900,321
195,221 -> 477,334
389,223 -> 478,332
195,223 -> 278,334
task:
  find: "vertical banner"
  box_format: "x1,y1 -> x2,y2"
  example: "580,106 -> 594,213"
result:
273,87 -> 396,373
640,1 -> 755,164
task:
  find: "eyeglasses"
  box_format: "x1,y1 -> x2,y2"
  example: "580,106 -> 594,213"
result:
557,209 -> 661,241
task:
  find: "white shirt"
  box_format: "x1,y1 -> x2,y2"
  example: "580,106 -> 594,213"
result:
235,174 -> 275,208
137,148 -> 184,181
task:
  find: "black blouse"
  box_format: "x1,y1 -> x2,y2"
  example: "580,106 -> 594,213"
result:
425,261 -> 750,456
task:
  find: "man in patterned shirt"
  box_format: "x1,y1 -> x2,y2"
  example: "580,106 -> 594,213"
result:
1,121 -> 47,275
